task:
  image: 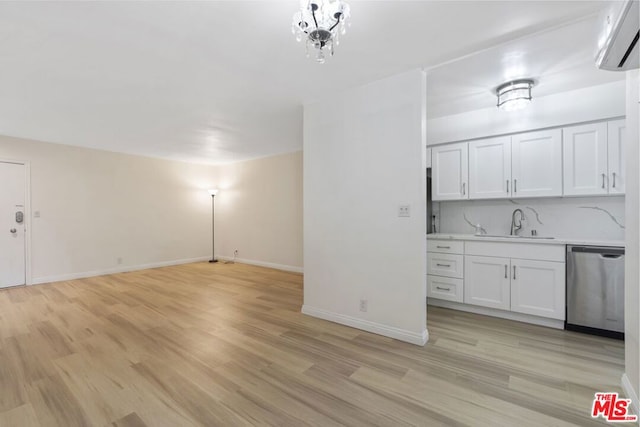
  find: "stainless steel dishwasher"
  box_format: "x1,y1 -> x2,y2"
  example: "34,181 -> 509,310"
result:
566,245 -> 625,339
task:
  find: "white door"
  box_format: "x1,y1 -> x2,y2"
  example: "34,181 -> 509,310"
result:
432,142 -> 468,201
607,119 -> 625,195
464,255 -> 511,310
563,122 -> 608,196
511,129 -> 563,198
0,162 -> 26,288
468,136 -> 511,199
510,259 -> 565,320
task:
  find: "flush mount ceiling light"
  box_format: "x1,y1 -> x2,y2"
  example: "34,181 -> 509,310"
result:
496,79 -> 535,112
292,0 -> 351,64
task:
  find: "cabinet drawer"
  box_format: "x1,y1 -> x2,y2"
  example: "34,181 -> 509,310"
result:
427,253 -> 464,278
427,239 -> 464,255
427,275 -> 463,302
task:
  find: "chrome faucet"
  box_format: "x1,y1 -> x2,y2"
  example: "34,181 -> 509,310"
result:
510,209 -> 525,236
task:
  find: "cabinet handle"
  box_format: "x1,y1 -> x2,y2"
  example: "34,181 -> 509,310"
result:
602,173 -> 606,189
462,182 -> 466,196
436,286 -> 451,291
436,245 -> 450,249
504,265 -> 507,279
436,263 -> 451,267
514,179 -> 517,193
513,265 -> 517,280
506,180 -> 509,193
612,172 -> 616,188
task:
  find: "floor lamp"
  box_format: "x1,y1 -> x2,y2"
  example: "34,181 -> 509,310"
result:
208,189 -> 218,263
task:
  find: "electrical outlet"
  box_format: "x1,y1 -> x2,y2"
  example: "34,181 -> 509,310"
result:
359,299 -> 368,312
33,211 -> 41,218
398,204 -> 411,217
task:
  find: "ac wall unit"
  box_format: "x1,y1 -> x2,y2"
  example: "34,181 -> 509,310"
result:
596,0 -> 639,71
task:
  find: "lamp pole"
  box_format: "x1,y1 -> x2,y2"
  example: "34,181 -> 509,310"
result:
208,189 -> 218,263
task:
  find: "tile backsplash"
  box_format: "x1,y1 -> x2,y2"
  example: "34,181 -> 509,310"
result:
438,196 -> 625,241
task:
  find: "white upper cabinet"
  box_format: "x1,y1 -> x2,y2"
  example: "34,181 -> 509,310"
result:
608,119 -> 626,195
563,122 -> 608,196
468,136 -> 511,199
563,120 -> 625,196
511,129 -> 563,198
432,142 -> 468,201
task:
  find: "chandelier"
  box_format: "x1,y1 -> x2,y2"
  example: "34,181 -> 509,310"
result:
292,0 -> 351,64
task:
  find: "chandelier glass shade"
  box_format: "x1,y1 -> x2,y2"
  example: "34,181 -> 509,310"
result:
292,0 -> 351,63
496,79 -> 534,112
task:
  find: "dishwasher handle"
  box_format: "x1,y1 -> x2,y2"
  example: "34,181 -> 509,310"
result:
568,245 -> 624,256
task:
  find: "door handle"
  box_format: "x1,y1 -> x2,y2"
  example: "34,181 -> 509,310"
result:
514,179 -> 517,193
504,265 -> 507,279
513,265 -> 517,280
10,228 -> 17,234
602,173 -> 606,189
506,180 -> 509,193
612,172 -> 616,188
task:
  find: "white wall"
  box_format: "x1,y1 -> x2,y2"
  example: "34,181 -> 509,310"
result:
303,70 -> 428,345
438,196 -> 625,241
427,81 -> 626,145
0,135 -> 217,284
214,151 -> 303,272
623,69 -> 639,412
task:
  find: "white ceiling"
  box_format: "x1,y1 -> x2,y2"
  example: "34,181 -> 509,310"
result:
426,14 -> 625,118
0,1 -> 611,164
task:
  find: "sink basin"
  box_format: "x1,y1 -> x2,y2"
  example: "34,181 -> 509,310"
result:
476,234 -> 555,240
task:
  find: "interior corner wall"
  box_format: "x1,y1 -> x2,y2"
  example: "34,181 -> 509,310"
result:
624,68 -> 640,411
0,135 -> 217,283
214,151 -> 303,272
303,69 -> 428,345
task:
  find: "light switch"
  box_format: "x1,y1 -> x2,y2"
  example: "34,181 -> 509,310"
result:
398,204 -> 410,217
33,211 -> 41,218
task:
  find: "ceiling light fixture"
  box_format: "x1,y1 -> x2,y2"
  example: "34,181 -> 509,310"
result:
496,79 -> 535,112
292,0 -> 351,64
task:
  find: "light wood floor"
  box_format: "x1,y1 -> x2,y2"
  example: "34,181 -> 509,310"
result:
0,262 -> 625,426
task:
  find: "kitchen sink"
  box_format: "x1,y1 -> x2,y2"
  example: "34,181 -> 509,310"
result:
476,234 -> 555,240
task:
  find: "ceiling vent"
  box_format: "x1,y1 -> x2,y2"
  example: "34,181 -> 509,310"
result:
596,0 -> 639,71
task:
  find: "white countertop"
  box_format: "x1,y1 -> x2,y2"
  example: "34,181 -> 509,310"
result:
427,233 -> 625,247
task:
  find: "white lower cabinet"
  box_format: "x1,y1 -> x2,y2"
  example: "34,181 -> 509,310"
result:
510,259 -> 565,320
429,240 -> 566,323
464,256 -> 511,310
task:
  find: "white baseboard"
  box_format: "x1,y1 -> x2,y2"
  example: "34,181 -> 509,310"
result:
217,255 -> 303,274
622,373 -> 639,416
427,298 -> 565,329
302,304 -> 428,346
32,256 -> 210,285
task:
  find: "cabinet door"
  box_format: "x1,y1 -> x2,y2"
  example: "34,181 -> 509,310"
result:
511,259 -> 565,320
608,119 -> 625,195
432,142 -> 468,201
469,136 -> 511,199
512,129 -> 562,198
563,122 -> 608,196
464,255 -> 511,310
